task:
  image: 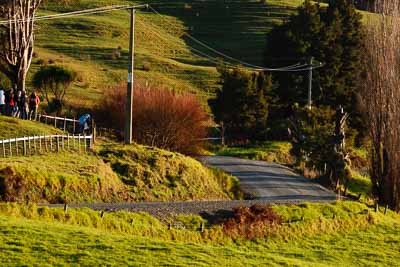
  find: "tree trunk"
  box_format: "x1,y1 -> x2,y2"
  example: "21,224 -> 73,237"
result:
0,0 -> 41,92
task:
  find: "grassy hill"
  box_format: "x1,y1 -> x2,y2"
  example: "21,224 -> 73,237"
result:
0,143 -> 239,203
0,116 -> 239,203
0,202 -> 398,266
29,0 -> 305,109
0,116 -> 63,139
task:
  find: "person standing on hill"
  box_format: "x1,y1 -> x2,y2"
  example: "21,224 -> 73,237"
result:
0,88 -> 5,115
18,91 -> 27,119
28,92 -> 40,120
12,91 -> 20,117
4,89 -> 11,116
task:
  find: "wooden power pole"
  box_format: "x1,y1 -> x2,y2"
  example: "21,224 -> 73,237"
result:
125,8 -> 135,144
307,57 -> 314,110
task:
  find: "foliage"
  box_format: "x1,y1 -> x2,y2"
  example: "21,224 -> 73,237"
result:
266,0 -> 366,137
209,168 -> 243,200
288,105 -> 352,190
212,141 -> 293,165
32,65 -> 77,113
222,204 -> 282,240
0,153 -> 129,203
361,0 -> 400,211
98,143 -> 231,201
95,83 -> 209,155
209,67 -> 272,142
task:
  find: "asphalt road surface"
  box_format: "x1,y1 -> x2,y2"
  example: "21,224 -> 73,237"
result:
200,156 -> 336,202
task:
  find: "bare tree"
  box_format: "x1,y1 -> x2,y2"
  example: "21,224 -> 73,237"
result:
0,0 -> 42,91
362,0 -> 400,211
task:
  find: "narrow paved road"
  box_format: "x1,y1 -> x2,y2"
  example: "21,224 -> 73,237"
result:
200,156 -> 336,202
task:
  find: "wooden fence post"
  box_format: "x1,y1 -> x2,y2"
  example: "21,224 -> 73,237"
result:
39,136 -> 42,153
67,134 -> 70,150
83,133 -> 87,152
33,136 -> 37,154
50,136 -> 53,151
15,138 -> 18,156
54,118 -> 57,128
9,140 -> 12,157
23,138 -> 27,156
73,118 -> 76,134
63,117 -> 67,132
57,136 -> 60,152
2,141 -> 5,158
45,136 -> 48,152
28,136 -> 31,155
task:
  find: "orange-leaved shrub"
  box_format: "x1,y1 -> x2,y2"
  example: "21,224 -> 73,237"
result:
222,204 -> 282,240
95,83 -> 209,155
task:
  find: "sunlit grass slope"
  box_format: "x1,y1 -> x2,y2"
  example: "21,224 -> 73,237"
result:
31,0 -> 305,107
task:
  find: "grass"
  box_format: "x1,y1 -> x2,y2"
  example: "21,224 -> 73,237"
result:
0,201 -> 398,266
0,139 -> 239,203
25,0 -> 310,109
211,141 -> 293,165
0,116 -> 63,139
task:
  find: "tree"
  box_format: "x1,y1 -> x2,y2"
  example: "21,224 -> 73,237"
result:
361,0 -> 400,212
266,0 -> 365,136
0,0 -> 42,92
209,67 -> 272,141
32,65 -> 76,113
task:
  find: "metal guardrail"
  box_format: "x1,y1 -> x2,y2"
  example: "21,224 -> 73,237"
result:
0,134 -> 93,158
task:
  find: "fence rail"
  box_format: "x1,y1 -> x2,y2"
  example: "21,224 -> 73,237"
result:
0,134 -> 93,158
36,114 -> 80,133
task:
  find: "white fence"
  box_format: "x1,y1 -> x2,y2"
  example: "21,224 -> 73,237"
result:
36,114 -> 80,133
0,134 -> 93,158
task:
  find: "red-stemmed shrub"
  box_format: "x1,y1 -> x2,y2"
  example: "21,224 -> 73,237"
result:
222,204 -> 282,240
95,83 -> 209,155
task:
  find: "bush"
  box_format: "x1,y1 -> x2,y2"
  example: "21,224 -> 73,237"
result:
222,204 -> 282,240
95,83 -> 209,155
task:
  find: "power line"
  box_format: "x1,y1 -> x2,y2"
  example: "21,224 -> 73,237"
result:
0,4 -> 149,25
147,5 -> 322,72
0,3 -> 324,72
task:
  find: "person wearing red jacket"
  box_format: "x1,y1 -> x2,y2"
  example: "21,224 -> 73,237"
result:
28,91 -> 40,121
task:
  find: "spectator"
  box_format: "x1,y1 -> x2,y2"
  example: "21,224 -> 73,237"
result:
18,91 -> 27,120
0,88 -> 4,115
78,114 -> 91,134
4,89 -> 11,116
28,91 -> 40,120
12,91 -> 19,117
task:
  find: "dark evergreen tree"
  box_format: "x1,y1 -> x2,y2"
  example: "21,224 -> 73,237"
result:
209,67 -> 272,141
266,0 -> 365,140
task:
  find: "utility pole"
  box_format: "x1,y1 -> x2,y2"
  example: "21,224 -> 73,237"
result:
307,56 -> 314,110
125,8 -> 135,144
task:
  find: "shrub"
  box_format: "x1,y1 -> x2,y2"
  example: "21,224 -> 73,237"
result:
222,204 -> 282,240
32,65 -> 77,114
95,83 -> 209,155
